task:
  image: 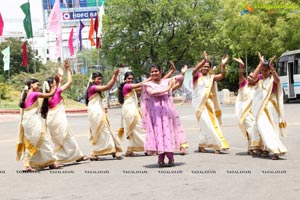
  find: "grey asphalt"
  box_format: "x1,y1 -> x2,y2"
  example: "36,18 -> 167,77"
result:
0,103 -> 299,200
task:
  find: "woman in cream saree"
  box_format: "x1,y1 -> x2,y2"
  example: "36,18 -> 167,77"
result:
41,60 -> 87,164
118,72 -> 147,157
192,52 -> 229,154
252,55 -> 287,160
86,70 -> 123,160
234,57 -> 262,155
17,78 -> 59,171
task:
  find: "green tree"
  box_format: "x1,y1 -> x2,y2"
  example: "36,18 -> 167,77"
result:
102,0 -> 222,76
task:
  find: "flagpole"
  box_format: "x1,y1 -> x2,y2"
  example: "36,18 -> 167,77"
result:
31,37 -> 36,73
96,0 -> 100,69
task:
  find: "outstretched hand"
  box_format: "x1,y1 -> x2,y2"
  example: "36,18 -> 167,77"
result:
233,57 -> 245,68
64,60 -> 70,71
258,52 -> 265,64
181,65 -> 188,74
269,55 -> 276,71
203,51 -> 208,61
113,69 -> 120,77
169,61 -> 176,71
222,55 -> 229,65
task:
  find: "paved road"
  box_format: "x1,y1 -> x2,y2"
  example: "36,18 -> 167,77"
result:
0,103 -> 299,200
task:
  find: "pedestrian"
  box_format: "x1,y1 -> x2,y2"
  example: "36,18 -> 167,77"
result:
141,64 -> 186,167
118,72 -> 150,157
17,78 -> 60,171
86,70 -> 123,160
234,56 -> 262,155
251,53 -> 287,160
41,60 -> 88,165
192,51 -> 230,154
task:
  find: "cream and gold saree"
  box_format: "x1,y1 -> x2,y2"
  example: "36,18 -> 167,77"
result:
235,83 -> 261,150
17,101 -> 56,169
192,74 -> 229,150
122,90 -> 145,152
46,101 -> 83,164
88,93 -> 123,156
252,76 -> 287,155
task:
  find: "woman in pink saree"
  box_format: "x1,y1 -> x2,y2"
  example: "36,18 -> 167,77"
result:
141,64 -> 186,167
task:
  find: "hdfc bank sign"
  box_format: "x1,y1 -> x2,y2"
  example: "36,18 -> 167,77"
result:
62,12 -> 71,20
61,10 -> 97,21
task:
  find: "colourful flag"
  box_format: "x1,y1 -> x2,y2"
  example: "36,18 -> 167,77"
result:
55,33 -> 62,58
68,28 -> 74,56
1,46 -> 10,71
0,12 -> 4,36
88,17 -> 95,46
48,0 -> 61,34
20,2 -> 33,38
97,5 -> 105,37
21,42 -> 28,67
79,20 -> 85,50
94,14 -> 101,48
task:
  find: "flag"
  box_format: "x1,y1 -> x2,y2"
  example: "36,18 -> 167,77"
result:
68,28 -> 74,56
97,5 -> 105,37
1,46 -> 10,71
55,33 -> 62,58
88,17 -> 95,46
0,12 -> 4,36
94,14 -> 101,48
62,0 -> 68,7
20,2 -> 33,38
48,0 -> 61,34
79,20 -> 85,50
22,42 -> 28,67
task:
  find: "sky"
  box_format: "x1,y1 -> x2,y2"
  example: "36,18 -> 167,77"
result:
0,0 -> 44,34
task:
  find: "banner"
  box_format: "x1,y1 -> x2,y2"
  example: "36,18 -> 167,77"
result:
1,46 -> 10,71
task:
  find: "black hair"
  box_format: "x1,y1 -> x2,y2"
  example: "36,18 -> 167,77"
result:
85,72 -> 103,105
149,64 -> 162,72
19,78 -> 39,109
261,59 -> 270,69
118,72 -> 134,104
41,77 -> 54,119
204,61 -> 212,67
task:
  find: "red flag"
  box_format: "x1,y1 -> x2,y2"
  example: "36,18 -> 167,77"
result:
88,17 -> 95,46
94,14 -> 101,48
22,42 -> 28,67
68,28 -> 74,56
0,12 -> 4,36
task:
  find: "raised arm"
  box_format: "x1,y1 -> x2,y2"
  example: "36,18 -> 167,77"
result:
192,51 -> 208,77
61,60 -> 72,92
251,52 -> 264,79
129,77 -> 152,90
163,61 -> 176,79
269,55 -> 280,83
233,58 -> 246,84
95,69 -> 120,92
214,55 -> 229,81
172,65 -> 187,91
39,85 -> 57,98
